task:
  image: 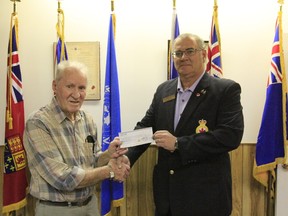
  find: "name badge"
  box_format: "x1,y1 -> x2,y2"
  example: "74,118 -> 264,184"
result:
162,94 -> 176,103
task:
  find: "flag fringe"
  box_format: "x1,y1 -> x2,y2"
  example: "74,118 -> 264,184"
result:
103,211 -> 113,216
112,197 -> 124,207
253,157 -> 283,197
2,198 -> 27,214
278,8 -> 288,165
101,198 -> 124,216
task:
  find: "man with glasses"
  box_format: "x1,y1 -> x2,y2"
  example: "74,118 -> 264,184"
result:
126,33 -> 244,216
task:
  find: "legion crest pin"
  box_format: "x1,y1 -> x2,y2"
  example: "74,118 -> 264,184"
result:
196,119 -> 209,133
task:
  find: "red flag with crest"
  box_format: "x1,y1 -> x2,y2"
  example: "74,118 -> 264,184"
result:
3,14 -> 28,214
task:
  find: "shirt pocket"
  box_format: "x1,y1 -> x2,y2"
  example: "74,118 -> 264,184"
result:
80,141 -> 95,167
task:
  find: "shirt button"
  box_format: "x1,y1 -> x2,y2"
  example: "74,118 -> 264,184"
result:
169,170 -> 174,175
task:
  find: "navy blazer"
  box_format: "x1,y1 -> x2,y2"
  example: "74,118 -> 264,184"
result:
127,73 -> 244,216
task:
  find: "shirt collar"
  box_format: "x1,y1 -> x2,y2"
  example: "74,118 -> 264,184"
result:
52,97 -> 83,123
177,71 -> 206,93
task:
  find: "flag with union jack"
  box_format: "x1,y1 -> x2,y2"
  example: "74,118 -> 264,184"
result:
253,8 -> 287,196
168,7 -> 180,80
3,14 -> 28,214
101,14 -> 123,216
206,1 -> 223,78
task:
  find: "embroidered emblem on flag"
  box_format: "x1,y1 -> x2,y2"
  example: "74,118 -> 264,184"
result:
4,135 -> 26,174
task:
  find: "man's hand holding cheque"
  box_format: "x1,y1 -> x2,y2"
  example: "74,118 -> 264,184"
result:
119,127 -> 154,148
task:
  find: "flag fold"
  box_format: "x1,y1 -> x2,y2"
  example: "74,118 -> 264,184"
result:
206,2 -> 223,78
168,8 -> 180,80
55,6 -> 68,64
253,9 -> 287,197
101,14 -> 123,216
3,14 -> 28,214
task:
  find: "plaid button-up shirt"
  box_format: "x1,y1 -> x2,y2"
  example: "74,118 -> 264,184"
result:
24,97 -> 99,202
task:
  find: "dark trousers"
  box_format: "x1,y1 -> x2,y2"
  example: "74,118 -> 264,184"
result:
155,209 -> 172,216
155,209 -> 230,216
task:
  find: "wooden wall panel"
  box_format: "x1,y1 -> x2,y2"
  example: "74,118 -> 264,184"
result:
137,146 -> 156,216
242,144 -> 266,216
13,144 -> 269,216
230,146 -> 243,216
125,160 -> 140,215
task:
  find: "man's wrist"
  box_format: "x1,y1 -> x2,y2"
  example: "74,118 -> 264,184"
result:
106,149 -> 112,158
107,164 -> 115,180
174,138 -> 179,150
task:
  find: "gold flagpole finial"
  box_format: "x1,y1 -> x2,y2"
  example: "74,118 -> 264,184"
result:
173,0 -> 176,9
111,0 -> 114,12
278,0 -> 284,11
10,0 -> 20,14
278,0 -> 284,5
214,0 -> 218,11
58,0 -> 62,11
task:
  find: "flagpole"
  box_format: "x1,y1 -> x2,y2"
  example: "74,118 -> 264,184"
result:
274,3 -> 285,216
111,2 -> 121,214
10,0 -> 20,14
111,3 -> 119,213
0,146 -> 3,215
169,0 -> 180,80
111,0 -> 116,39
278,0 -> 284,5
111,0 -> 114,12
55,0 -> 68,64
270,2 -> 285,216
57,1 -> 62,41
267,171 -> 274,216
214,0 -> 218,10
168,0 -> 176,79
58,0 -> 64,62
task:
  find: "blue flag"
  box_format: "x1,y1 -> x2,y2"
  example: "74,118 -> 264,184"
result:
101,14 -> 123,216
169,9 -> 180,80
55,38 -> 68,64
253,10 -> 287,196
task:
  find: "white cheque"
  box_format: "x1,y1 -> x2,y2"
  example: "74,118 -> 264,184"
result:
119,127 -> 154,148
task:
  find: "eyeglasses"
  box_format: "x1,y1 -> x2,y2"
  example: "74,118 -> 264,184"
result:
172,48 -> 203,58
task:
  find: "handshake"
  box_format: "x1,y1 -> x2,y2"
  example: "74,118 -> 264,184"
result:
106,137 -> 131,182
